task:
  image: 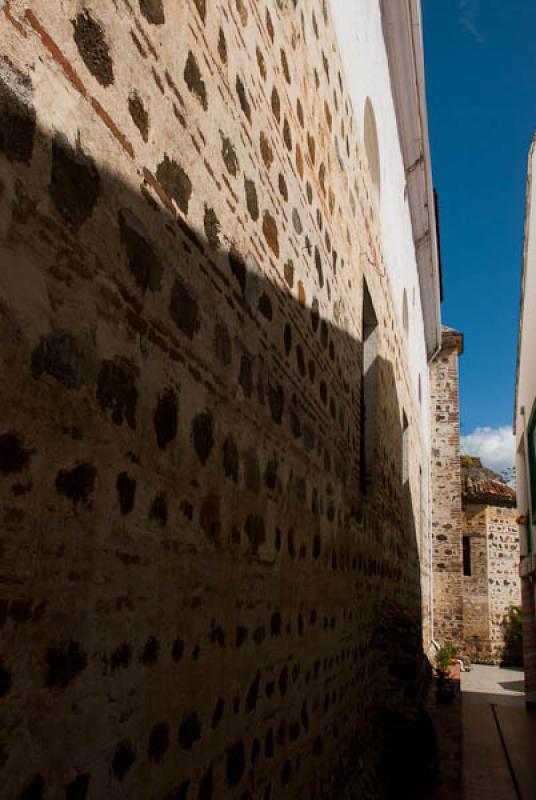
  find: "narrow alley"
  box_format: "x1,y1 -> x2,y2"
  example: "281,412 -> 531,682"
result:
462,666 -> 536,800
1,2 -> 535,798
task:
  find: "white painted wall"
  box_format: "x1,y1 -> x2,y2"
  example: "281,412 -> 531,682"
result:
329,0 -> 431,448
515,137 -> 536,555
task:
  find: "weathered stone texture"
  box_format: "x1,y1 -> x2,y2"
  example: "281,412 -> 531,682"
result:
463,504 -> 520,663
430,328 -> 464,648
487,508 -> 521,655
462,504 -> 490,654
431,331 -> 520,663
0,1 -> 427,798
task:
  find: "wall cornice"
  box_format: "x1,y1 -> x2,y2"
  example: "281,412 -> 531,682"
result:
380,0 -> 442,359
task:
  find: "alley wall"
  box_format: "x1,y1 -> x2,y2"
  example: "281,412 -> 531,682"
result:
0,1 -> 429,797
430,328 -> 464,649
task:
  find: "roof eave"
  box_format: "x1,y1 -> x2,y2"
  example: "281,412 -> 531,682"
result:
380,0 -> 442,359
514,132 -> 536,434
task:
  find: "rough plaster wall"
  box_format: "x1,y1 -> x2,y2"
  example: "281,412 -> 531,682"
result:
0,1 -> 428,798
329,0 -> 431,448
430,335 -> 464,648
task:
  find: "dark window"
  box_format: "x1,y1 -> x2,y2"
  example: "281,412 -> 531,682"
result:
463,536 -> 471,576
360,281 -> 378,494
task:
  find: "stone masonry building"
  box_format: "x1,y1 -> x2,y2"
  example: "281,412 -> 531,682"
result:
515,131 -> 536,707
431,328 -> 520,665
0,2 -> 442,798
461,457 -> 520,664
430,326 -> 465,650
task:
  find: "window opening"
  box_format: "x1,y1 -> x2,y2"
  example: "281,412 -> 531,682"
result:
463,535 -> 472,576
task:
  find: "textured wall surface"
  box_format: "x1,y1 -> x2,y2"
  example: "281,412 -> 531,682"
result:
486,506 -> 520,661
462,504 -> 491,658
329,0 -> 432,444
431,330 -> 520,664
430,329 -> 464,649
0,1 -> 429,798
516,134 -> 536,703
462,505 -> 520,663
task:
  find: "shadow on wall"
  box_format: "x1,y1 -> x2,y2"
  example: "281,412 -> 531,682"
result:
0,116 -> 427,798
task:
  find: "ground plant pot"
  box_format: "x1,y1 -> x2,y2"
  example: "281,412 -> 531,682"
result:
447,660 -> 461,680
435,672 -> 456,704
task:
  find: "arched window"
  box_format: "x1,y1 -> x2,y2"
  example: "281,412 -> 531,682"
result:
364,98 -> 381,196
402,288 -> 409,336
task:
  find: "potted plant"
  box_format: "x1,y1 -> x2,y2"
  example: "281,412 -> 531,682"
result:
434,643 -> 459,703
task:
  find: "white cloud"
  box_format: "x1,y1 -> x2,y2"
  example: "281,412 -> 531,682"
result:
460,426 -> 515,474
458,0 -> 484,43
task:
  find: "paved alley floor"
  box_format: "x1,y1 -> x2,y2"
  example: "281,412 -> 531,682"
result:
461,664 -> 536,799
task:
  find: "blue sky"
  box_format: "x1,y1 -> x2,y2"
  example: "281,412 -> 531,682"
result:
422,0 -> 536,471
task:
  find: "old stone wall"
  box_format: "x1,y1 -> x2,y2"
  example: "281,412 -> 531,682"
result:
430,329 -> 464,649
462,504 -> 491,660
0,1 -> 429,798
461,504 -> 520,663
486,506 -> 520,662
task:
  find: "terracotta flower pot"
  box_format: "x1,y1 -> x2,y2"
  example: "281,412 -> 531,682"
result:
447,661 -> 461,680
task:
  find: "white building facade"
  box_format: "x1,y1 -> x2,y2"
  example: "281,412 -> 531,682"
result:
515,133 -> 536,706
